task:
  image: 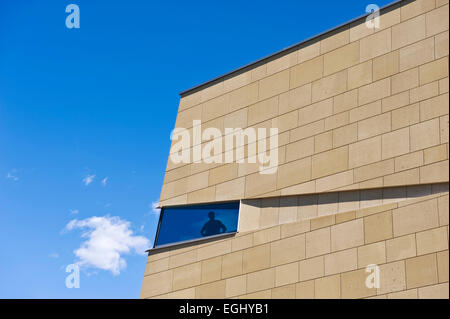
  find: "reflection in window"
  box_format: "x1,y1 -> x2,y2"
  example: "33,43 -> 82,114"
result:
154,202 -> 239,248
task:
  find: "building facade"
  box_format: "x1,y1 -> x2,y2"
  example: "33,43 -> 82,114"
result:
141,0 -> 449,299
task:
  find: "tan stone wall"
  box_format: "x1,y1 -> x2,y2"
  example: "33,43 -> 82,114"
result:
141,192 -> 449,299
159,0 -> 449,207
146,0 -> 450,299
238,183 -> 448,232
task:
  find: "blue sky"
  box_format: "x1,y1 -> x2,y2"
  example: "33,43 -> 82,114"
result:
0,0 -> 394,298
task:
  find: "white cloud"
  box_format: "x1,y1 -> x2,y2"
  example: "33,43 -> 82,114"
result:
151,201 -> 161,215
49,253 -> 59,259
83,174 -> 95,186
65,215 -> 150,275
6,171 -> 19,181
101,177 -> 108,187
69,209 -> 79,215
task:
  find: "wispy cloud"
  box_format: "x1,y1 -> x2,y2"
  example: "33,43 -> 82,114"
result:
101,177 -> 108,187
83,174 -> 95,186
65,216 -> 149,275
69,209 -> 79,215
151,201 -> 161,215
6,170 -> 19,181
49,253 -> 59,259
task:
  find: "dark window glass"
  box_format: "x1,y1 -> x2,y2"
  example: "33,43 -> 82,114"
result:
155,202 -> 239,247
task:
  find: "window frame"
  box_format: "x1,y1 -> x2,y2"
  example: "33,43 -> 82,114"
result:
151,201 -> 241,250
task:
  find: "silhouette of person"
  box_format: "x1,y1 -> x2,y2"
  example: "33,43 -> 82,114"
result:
201,211 -> 227,237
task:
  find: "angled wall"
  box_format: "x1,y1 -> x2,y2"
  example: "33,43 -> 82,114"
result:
160,0 -> 449,207
142,0 -> 449,299
141,193 -> 449,299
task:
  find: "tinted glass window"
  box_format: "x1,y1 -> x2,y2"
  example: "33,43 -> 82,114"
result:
155,202 -> 239,247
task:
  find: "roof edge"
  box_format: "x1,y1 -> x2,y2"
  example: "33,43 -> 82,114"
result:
179,0 -> 405,97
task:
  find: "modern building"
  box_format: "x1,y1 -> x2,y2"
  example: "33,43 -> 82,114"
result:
141,0 -> 449,299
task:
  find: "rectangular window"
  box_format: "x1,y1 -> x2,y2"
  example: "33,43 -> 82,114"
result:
154,202 -> 240,248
